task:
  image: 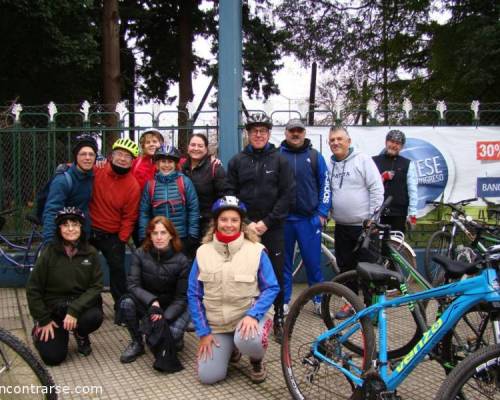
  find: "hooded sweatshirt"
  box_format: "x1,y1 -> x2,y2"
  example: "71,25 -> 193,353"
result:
328,149 -> 384,226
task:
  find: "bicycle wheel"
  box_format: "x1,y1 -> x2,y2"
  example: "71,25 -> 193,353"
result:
330,270 -> 426,359
425,230 -> 453,286
439,305 -> 495,373
281,282 -> 375,400
0,328 -> 57,399
434,344 -> 500,399
292,243 -> 339,279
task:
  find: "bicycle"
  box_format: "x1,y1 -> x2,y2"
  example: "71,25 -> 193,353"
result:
292,229 -> 416,281
292,231 -> 339,278
434,343 -> 500,399
0,327 -> 57,399
0,209 -> 44,273
331,196 -> 428,359
425,198 -> 500,286
281,245 -> 500,399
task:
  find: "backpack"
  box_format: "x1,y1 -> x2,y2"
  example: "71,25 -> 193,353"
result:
33,164 -> 73,223
148,175 -> 186,210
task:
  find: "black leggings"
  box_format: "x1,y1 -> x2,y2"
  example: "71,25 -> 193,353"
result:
261,227 -> 285,322
33,306 -> 103,366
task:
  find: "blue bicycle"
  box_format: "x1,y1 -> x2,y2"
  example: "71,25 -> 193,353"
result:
0,209 -> 44,272
281,245 -> 500,399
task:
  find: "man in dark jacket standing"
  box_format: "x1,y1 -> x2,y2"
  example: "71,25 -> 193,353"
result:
226,114 -> 294,343
42,134 -> 98,244
372,130 -> 418,232
280,119 -> 331,314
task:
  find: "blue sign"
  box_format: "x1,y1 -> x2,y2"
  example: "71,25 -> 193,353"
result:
400,138 -> 449,210
477,177 -> 500,197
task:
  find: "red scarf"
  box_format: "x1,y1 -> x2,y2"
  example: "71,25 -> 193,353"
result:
215,230 -> 241,244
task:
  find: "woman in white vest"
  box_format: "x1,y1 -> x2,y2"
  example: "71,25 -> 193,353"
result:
187,195 -> 279,384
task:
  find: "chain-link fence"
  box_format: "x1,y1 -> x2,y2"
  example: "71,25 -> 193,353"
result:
0,102 -> 499,234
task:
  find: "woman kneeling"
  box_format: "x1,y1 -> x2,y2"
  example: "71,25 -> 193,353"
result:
188,196 -> 279,384
27,207 -> 103,365
119,216 -> 190,372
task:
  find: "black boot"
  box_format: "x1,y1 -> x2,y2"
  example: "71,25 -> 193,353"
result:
120,340 -> 145,363
74,332 -> 92,356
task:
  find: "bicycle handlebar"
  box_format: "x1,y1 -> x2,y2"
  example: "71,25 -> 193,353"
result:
425,198 -> 477,214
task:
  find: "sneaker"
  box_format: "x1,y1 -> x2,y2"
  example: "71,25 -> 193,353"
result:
120,340 -> 145,363
273,320 -> 284,344
249,358 -> 267,384
230,348 -> 242,364
186,321 -> 195,332
335,303 -> 355,320
313,301 -> 322,316
175,338 -> 184,352
283,303 -> 290,316
74,333 -> 92,356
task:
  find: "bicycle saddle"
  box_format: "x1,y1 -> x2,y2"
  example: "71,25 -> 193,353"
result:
432,255 -> 479,279
25,215 -> 42,226
357,262 -> 403,290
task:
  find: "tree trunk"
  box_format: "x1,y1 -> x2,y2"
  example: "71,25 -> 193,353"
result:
381,1 -> 389,124
178,0 -> 195,153
102,0 -> 121,149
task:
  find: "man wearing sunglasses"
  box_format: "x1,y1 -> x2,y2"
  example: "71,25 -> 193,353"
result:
226,114 -> 295,344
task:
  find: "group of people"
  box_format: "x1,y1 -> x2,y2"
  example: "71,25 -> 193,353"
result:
25,115 -> 417,385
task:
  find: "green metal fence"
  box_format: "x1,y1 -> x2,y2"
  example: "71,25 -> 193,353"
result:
1,101 -> 499,234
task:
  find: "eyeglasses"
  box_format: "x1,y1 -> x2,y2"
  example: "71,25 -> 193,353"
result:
249,128 -> 269,136
60,221 -> 82,229
112,150 -> 133,161
77,151 -> 96,158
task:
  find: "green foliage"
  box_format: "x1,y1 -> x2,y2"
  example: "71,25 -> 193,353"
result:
125,0 -> 286,104
0,0 -> 101,104
415,1 -> 500,102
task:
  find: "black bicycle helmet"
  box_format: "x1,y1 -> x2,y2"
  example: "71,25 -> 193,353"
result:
245,113 -> 272,131
72,134 -> 98,159
54,207 -> 85,226
386,130 -> 406,145
211,196 -> 247,219
153,144 -> 181,162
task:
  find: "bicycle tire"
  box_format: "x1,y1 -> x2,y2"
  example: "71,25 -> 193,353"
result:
425,230 -> 453,285
330,270 -> 426,359
0,328 -> 57,399
439,305 -> 494,374
386,238 -> 418,287
281,282 -> 375,400
434,344 -> 500,399
292,243 -> 339,278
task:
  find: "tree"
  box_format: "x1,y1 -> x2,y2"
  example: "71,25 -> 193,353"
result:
0,0 -> 101,105
410,0 -> 500,103
276,0 -> 431,122
124,0 -> 286,150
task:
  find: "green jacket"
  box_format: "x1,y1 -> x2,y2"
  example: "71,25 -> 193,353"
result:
26,242 -> 103,326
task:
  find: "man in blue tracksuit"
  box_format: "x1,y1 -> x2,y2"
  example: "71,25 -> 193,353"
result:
280,119 -> 331,313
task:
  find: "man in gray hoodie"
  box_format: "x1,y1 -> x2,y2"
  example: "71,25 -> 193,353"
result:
328,126 -> 384,317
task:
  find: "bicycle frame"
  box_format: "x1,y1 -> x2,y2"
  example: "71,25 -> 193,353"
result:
0,228 -> 43,269
315,267 -> 500,392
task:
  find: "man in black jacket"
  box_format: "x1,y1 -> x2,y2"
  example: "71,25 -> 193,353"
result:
226,114 -> 295,343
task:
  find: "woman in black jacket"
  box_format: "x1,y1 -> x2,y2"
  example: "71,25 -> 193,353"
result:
118,216 -> 190,366
181,134 -> 226,241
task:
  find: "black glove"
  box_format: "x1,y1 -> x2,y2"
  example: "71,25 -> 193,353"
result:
148,305 -> 163,317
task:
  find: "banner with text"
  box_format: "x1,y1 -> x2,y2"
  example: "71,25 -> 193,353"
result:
271,126 -> 500,217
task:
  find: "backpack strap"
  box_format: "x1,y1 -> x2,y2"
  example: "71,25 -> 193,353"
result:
149,176 -> 186,209
148,179 -> 156,206
176,175 -> 186,205
210,159 -> 217,178
63,171 -> 73,194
